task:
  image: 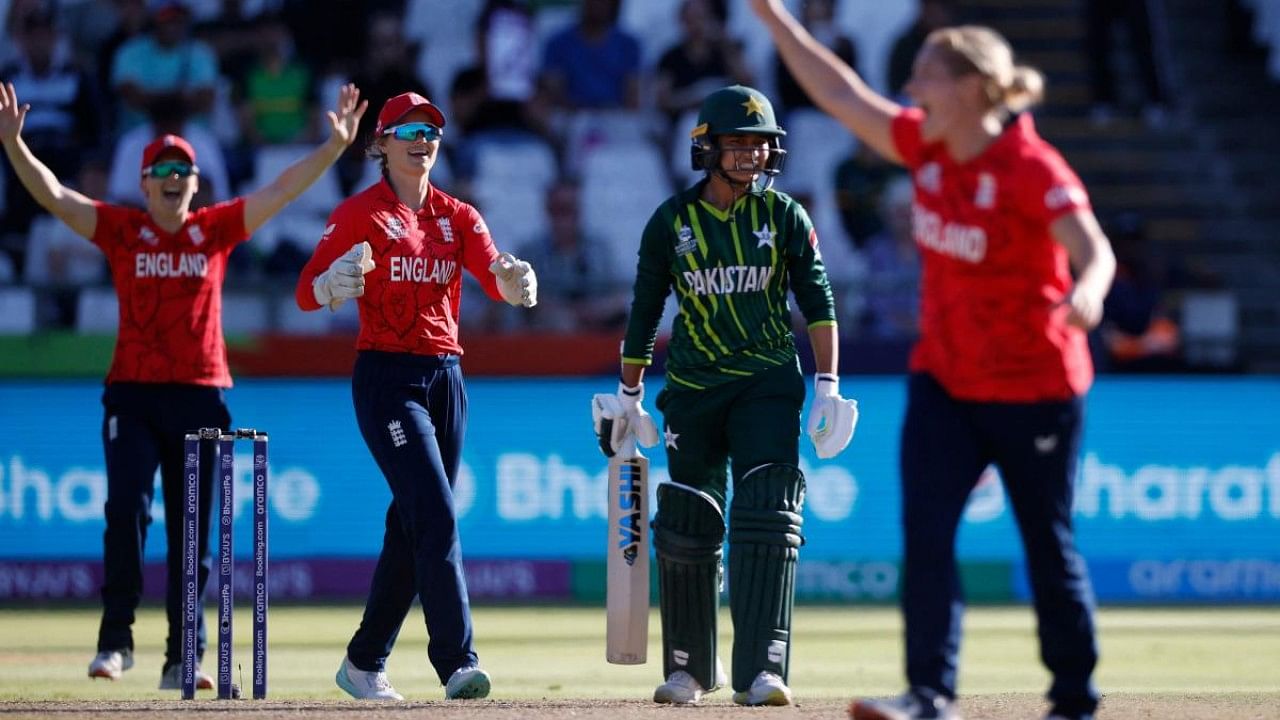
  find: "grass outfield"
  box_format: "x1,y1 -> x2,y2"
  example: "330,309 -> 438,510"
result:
0,605 -> 1277,718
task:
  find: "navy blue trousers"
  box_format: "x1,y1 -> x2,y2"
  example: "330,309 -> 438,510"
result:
97,382 -> 230,668
900,373 -> 1099,716
346,351 -> 477,683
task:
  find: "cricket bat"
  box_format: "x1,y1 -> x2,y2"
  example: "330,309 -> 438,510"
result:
606,438 -> 649,665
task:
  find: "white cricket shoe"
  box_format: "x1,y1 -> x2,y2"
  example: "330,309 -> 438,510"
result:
335,656 -> 404,700
158,662 -> 214,690
88,649 -> 133,680
445,665 -> 491,699
653,657 -> 727,705
733,670 -> 793,706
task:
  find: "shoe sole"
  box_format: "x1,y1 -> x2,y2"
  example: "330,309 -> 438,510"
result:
446,675 -> 491,700
88,668 -> 120,680
733,689 -> 792,706
653,689 -> 699,705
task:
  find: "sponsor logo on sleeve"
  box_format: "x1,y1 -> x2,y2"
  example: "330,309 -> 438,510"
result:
1044,185 -> 1087,211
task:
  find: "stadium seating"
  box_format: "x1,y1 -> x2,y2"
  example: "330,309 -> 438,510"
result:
0,288 -> 37,334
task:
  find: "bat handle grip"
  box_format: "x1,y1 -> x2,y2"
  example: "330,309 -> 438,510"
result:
618,435 -> 638,460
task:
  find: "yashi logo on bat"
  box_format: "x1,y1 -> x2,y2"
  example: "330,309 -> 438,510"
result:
616,461 -> 644,566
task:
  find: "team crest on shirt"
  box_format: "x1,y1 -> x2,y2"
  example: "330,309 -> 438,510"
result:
384,216 -> 408,240
974,172 -> 997,209
187,225 -> 205,246
138,226 -> 158,246
674,224 -> 696,255
916,162 -> 942,194
753,223 -> 776,250
437,218 -> 454,243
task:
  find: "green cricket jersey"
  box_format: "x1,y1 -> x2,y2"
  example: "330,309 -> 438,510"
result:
622,180 -> 836,391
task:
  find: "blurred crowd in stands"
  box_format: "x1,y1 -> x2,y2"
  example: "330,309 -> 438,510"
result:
1,0 -> 1272,370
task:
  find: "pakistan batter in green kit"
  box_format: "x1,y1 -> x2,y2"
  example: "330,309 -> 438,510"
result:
591,85 -> 859,707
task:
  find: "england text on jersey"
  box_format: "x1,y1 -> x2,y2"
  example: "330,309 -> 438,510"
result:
389,256 -> 457,284
681,265 -> 775,296
134,252 -> 210,278
912,205 -> 987,263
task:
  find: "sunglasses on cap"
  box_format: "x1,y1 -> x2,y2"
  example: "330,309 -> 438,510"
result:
383,122 -> 442,142
143,160 -> 197,178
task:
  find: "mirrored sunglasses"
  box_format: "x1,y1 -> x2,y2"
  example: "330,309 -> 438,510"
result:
384,122 -> 442,142
144,161 -> 197,178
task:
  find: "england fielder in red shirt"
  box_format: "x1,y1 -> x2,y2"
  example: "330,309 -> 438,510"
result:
296,92 -> 537,702
753,2 -> 1117,719
0,81 -> 368,690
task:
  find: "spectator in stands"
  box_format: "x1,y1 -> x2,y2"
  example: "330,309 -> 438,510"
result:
95,0 -> 150,130
1096,212 -> 1182,372
654,0 -> 754,124
192,0 -> 261,91
774,0 -> 856,116
1084,0 -> 1170,128
107,95 -> 229,209
861,175 -> 919,339
539,0 -> 642,112
110,0 -> 219,132
448,0 -> 547,143
886,0 -> 954,97
281,0 -> 397,79
342,11 -> 431,194
238,15 -> 317,147
0,5 -> 105,262
833,141 -> 901,249
1,79 -> 366,691
515,180 -> 628,331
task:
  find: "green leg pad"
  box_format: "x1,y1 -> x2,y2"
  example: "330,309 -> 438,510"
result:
653,483 -> 725,690
728,463 -> 805,691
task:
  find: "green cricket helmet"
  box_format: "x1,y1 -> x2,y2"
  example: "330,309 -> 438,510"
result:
690,85 -> 787,177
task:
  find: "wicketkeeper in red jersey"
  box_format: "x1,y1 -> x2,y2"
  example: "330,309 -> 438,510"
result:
0,82 -> 368,689
753,2 -> 1117,719
296,91 -> 537,702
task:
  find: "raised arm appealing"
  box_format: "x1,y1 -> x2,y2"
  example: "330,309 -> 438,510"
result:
750,0 -> 904,164
241,83 -> 367,234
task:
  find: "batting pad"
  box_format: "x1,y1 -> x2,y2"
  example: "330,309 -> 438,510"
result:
728,463 -> 805,691
653,483 -> 725,691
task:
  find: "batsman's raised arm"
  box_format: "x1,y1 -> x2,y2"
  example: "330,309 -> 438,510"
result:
242,83 -> 367,234
750,0 -> 902,164
0,82 -> 97,238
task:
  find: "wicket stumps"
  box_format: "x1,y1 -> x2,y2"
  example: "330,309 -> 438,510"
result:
181,427 -> 269,700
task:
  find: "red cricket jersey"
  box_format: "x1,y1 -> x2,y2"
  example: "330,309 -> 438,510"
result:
296,179 -> 504,355
91,199 -> 248,387
891,109 -> 1093,402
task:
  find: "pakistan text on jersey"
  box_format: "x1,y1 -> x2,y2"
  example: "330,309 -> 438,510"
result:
389,256 -> 457,284
134,252 -> 209,278
911,205 -> 987,263
681,265 -> 775,296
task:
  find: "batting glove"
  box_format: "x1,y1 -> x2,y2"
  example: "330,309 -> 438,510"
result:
489,252 -> 538,307
806,373 -> 858,459
591,382 -> 660,458
313,241 -> 374,310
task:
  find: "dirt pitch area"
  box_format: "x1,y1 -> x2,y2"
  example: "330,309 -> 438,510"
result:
5,693 -> 1279,719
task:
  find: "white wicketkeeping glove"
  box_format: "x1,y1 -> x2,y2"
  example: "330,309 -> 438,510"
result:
313,241 -> 375,311
806,373 -> 858,459
591,381 -> 660,458
489,251 -> 538,307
